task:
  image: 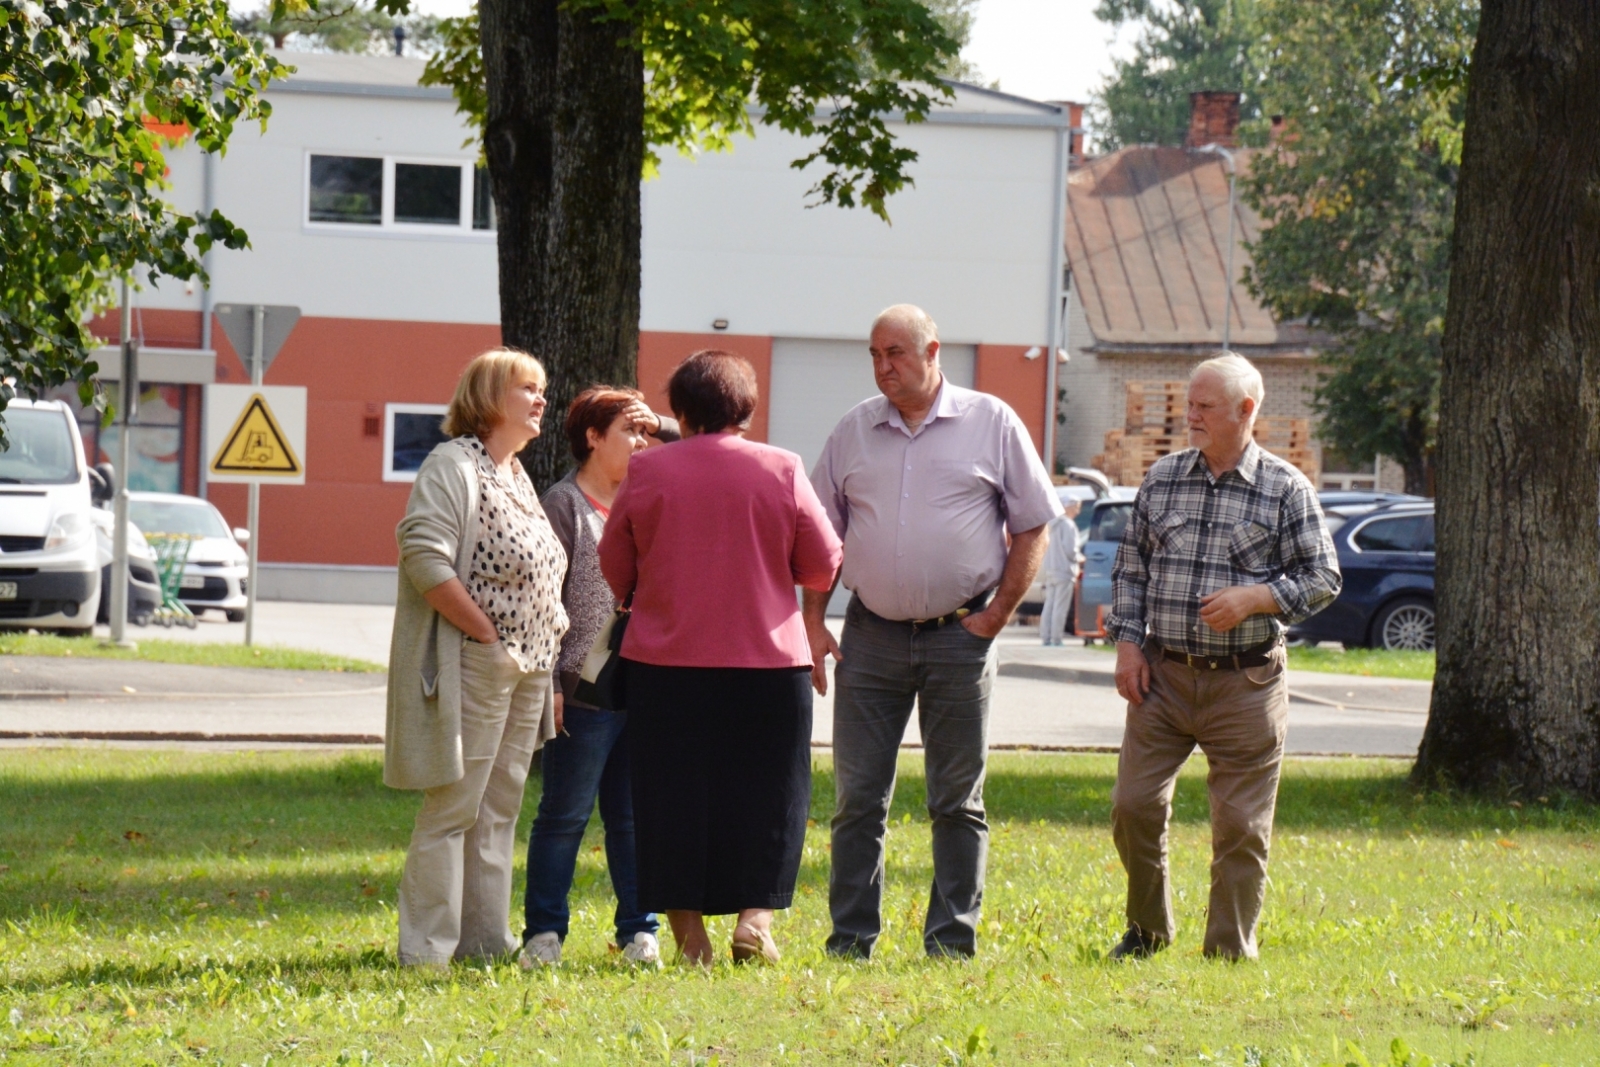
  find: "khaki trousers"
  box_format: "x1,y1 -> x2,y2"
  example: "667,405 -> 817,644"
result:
1110,642 -> 1288,959
398,641 -> 552,965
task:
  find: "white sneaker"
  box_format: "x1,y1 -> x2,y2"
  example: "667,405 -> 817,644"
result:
518,931 -> 562,969
621,931 -> 661,967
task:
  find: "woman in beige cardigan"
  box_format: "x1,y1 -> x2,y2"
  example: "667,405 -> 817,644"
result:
386,347 -> 569,967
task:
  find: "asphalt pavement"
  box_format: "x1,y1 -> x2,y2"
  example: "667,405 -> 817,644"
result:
2,606 -> 1430,756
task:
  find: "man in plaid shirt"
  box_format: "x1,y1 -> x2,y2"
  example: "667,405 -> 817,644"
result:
1105,354 -> 1340,961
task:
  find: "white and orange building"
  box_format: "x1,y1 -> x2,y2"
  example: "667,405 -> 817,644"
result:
74,53 -> 1075,601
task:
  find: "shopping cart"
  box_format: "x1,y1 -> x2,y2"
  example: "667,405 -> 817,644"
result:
144,534 -> 199,629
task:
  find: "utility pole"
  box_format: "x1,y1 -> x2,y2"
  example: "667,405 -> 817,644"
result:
107,279 -> 137,648
1198,142 -> 1238,352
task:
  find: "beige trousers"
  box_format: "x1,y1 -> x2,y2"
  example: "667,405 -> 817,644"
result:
1110,642 -> 1288,959
398,641 -> 552,965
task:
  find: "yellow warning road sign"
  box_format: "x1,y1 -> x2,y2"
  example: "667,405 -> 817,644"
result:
210,393 -> 302,476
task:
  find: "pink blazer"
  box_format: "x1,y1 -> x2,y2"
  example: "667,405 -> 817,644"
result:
598,432 -> 843,669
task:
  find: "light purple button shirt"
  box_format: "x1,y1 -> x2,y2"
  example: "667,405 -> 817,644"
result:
810,380 -> 1063,621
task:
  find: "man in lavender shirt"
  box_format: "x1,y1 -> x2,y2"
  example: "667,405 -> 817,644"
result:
803,304 -> 1063,959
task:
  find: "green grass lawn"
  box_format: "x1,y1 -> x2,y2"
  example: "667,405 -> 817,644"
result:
1284,647 -> 1435,681
2,750 -> 1594,1066
0,631 -> 383,673
1084,642 -> 1436,681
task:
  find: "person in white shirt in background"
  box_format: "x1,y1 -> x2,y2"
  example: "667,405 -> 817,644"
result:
1040,499 -> 1083,646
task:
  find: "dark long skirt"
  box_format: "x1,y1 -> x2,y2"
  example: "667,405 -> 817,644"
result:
622,660 -> 813,915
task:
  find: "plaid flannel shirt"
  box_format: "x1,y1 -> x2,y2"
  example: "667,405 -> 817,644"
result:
1107,443 -> 1341,656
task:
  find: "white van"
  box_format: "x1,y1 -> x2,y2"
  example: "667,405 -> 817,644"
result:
0,398 -> 104,634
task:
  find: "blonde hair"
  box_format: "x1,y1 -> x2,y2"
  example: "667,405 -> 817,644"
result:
871,304 -> 939,355
442,347 -> 547,438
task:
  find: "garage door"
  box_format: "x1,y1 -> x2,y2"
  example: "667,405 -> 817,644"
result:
767,338 -> 976,475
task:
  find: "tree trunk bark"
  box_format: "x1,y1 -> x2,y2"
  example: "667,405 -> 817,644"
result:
1415,0 -> 1600,796
1400,449 -> 1430,499
479,0 -> 644,489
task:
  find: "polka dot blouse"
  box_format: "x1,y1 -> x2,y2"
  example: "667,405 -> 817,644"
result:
464,438 -> 569,672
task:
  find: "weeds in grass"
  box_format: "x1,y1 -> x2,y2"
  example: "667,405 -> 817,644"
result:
0,750 -> 1594,1064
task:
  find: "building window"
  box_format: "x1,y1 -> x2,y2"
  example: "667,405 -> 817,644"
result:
394,162 -> 462,225
309,155 -> 383,225
383,403 -> 451,482
306,155 -> 494,234
472,165 -> 495,231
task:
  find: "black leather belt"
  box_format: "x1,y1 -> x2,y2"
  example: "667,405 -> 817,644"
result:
860,591 -> 995,633
1157,638 -> 1280,671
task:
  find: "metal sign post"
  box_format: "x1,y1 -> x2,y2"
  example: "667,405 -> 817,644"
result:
207,303 -> 302,646
106,279 -> 137,648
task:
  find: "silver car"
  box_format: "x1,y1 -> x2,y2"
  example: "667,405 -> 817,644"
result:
127,492 -> 250,622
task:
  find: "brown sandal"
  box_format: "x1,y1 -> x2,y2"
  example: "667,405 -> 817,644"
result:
730,925 -> 780,964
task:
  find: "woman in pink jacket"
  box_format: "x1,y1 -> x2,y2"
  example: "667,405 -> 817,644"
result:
599,350 -> 843,966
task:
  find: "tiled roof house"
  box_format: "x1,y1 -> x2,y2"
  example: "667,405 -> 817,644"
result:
1056,93 -> 1397,491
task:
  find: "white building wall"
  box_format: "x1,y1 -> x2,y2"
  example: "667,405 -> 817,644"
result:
642,120 -> 1060,345
177,92 -> 500,323
138,64 -> 1066,353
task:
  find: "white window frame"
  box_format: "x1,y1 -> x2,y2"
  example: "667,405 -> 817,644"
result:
383,403 -> 450,482
304,152 -> 494,240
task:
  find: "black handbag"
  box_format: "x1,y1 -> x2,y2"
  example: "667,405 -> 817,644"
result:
574,604 -> 630,710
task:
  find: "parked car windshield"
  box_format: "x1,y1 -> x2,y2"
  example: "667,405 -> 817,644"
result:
1091,502 -> 1133,544
0,408 -> 79,485
129,500 -> 232,539
1353,514 -> 1435,553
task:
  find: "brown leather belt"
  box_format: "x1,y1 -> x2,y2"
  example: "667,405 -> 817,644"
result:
1157,639 -> 1281,671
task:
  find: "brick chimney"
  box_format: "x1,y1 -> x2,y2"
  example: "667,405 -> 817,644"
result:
1066,101 -> 1085,164
1051,101 -> 1087,165
1186,91 -> 1240,149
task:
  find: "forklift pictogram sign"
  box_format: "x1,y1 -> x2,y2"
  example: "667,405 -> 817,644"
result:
210,394 -> 302,476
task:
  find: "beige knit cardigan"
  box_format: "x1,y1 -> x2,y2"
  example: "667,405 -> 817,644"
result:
383,438 -> 556,790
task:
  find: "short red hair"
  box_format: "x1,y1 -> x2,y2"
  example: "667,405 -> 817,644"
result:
565,386 -> 644,462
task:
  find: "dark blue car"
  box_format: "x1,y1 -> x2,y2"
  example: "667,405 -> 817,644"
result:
1290,500 -> 1435,650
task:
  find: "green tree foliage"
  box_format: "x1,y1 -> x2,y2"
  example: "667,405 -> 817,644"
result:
409,0 -> 962,221
1093,0 -> 1261,150
1243,0 -> 1476,494
234,0 -> 440,55
0,0 -> 282,429
923,0 -> 983,83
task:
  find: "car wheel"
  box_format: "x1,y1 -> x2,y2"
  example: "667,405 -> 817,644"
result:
226,610 -> 246,623
1372,596 -> 1435,651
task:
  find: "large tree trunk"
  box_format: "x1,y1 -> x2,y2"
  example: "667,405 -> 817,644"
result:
479,0 -> 644,489
1415,0 -> 1600,796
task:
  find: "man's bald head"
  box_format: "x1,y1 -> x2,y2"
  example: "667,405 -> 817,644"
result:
872,304 -> 939,356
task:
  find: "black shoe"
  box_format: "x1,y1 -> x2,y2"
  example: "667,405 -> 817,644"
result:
1107,926 -> 1166,961
824,939 -> 871,962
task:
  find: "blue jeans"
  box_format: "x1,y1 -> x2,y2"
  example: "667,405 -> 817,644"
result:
521,704 -> 657,947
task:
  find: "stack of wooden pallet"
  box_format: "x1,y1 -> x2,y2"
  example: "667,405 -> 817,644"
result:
1092,381 -> 1188,486
1092,380 -> 1320,485
1252,416 -> 1320,483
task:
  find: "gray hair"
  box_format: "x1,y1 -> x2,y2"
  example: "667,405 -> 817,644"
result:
872,304 -> 939,355
1191,352 -> 1264,414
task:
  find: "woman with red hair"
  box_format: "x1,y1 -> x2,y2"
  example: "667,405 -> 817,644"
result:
518,386 -> 678,969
